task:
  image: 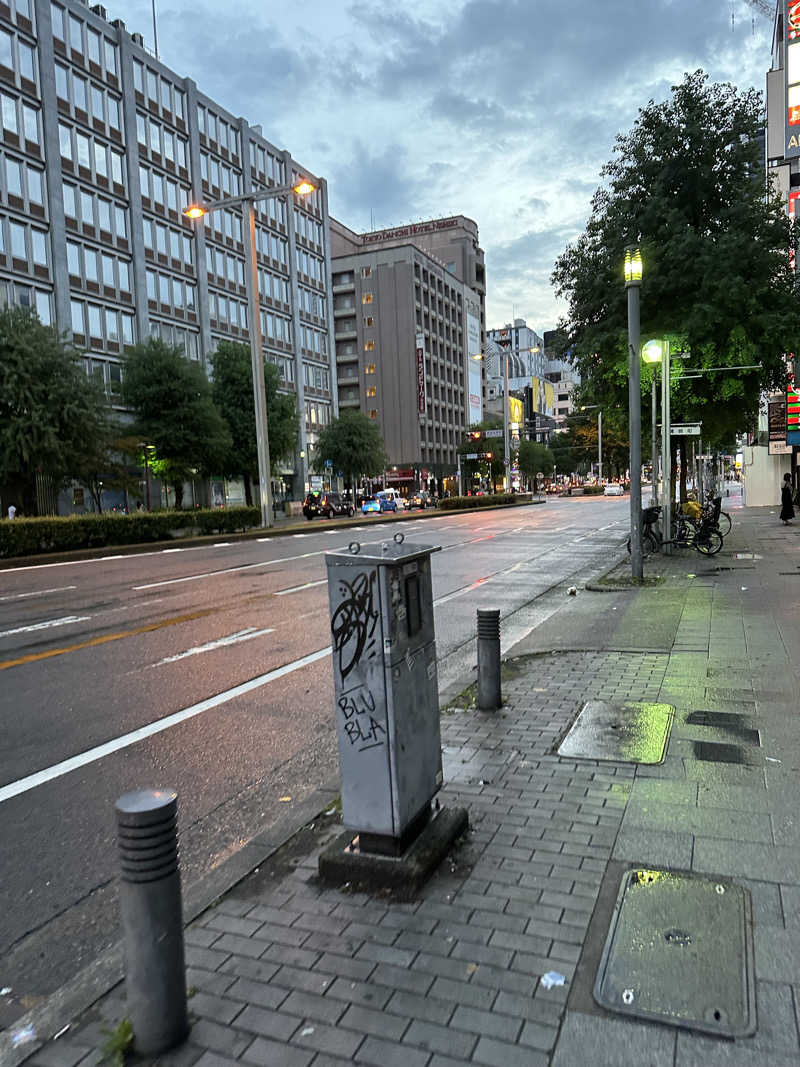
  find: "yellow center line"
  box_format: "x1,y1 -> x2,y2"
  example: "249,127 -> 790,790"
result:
0,607 -> 219,672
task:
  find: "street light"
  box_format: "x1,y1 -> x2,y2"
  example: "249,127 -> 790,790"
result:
183,176 -> 317,527
624,244 -> 643,580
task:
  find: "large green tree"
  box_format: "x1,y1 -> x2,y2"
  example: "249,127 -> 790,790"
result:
457,418 -> 506,491
0,306 -> 110,514
210,341 -> 299,506
122,338 -> 231,507
552,71 -> 800,454
310,410 -> 388,491
517,440 -> 554,491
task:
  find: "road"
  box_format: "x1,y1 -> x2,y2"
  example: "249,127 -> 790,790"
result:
0,495 -> 627,1026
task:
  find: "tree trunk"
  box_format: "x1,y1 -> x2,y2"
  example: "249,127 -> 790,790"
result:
679,439 -> 688,504
243,473 -> 252,507
173,481 -> 184,509
90,481 -> 103,513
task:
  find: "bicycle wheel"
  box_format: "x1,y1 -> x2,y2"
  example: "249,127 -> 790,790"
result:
696,529 -> 723,556
643,530 -> 660,555
716,511 -> 732,536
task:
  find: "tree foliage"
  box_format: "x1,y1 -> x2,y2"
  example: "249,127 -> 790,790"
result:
457,418 -> 506,489
310,410 -> 388,488
552,71 -> 800,448
121,338 -> 231,506
0,307 -> 111,513
517,440 -> 554,489
210,341 -> 299,505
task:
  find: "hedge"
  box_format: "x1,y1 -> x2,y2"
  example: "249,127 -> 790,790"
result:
0,506 -> 262,559
438,493 -> 530,511
582,484 -> 605,495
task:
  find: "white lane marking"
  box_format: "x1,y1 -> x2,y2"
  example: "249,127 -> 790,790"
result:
289,534 -> 307,539
0,615 -> 90,638
0,544 -> 210,574
214,542 -> 232,547
132,549 -> 323,591
0,646 -> 333,805
154,627 -> 275,665
275,579 -> 328,596
0,585 -> 76,602
161,548 -> 183,554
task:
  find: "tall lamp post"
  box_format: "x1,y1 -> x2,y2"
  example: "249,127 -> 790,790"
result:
624,245 -> 643,580
184,177 -> 316,528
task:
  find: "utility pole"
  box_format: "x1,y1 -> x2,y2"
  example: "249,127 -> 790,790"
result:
624,246 -> 643,580
598,410 -> 603,482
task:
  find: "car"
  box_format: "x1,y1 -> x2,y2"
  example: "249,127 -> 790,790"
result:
302,491 -> 355,520
361,496 -> 381,514
408,491 -> 432,509
375,491 -> 398,512
603,483 -> 625,496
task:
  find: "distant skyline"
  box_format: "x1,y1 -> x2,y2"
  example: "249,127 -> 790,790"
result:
115,0 -> 774,331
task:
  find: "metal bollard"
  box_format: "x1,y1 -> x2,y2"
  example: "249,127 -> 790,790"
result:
116,789 -> 188,1055
477,609 -> 501,711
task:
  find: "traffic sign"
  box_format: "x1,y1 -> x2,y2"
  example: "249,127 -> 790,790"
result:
484,429 -> 503,439
465,452 -> 479,460
324,459 -> 333,468
670,424 -> 701,437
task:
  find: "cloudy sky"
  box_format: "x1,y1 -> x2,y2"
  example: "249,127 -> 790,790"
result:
115,0 -> 774,331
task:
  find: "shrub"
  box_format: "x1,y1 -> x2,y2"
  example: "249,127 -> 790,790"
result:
0,506 -> 261,559
583,484 -> 605,495
439,493 -> 521,511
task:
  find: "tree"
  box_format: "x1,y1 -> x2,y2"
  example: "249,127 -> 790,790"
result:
458,419 -> 506,491
310,410 -> 388,491
552,70 -> 800,456
0,306 -> 110,514
121,338 -> 231,507
210,341 -> 299,506
517,440 -> 554,491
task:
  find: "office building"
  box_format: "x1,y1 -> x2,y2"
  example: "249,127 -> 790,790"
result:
0,0 -> 336,503
543,328 -> 581,429
330,217 -> 483,491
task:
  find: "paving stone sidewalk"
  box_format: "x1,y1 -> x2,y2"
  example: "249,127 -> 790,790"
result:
19,504 -> 800,1067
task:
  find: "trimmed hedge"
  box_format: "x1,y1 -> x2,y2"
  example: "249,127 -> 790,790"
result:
438,493 -> 528,511
582,484 -> 605,495
0,506 -> 262,559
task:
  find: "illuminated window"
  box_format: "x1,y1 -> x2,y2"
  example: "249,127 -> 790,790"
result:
364,316 -> 374,327
369,409 -> 377,419
366,386 -> 376,397
361,266 -> 371,277
362,292 -> 373,304
365,364 -> 375,374
364,340 -> 375,351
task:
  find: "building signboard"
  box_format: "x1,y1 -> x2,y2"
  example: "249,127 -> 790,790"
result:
363,218 -> 460,244
768,396 -> 792,454
786,1 -> 800,157
415,331 -> 426,416
467,312 -> 482,425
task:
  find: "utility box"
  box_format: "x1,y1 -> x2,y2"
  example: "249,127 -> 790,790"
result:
325,535 -> 442,848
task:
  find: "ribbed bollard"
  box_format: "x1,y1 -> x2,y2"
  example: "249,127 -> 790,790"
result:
477,609 -> 501,711
116,789 -> 188,1055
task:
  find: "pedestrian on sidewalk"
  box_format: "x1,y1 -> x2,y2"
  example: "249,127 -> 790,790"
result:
780,473 -> 795,525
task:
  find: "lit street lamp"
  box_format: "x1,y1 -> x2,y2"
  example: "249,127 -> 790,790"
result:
184,176 -> 317,527
624,245 -> 643,580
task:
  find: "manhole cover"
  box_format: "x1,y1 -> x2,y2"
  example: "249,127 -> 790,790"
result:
594,869 -> 756,1037
557,701 -> 674,764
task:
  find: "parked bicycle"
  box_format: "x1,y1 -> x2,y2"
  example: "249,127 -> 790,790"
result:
663,511 -> 724,555
627,505 -> 663,557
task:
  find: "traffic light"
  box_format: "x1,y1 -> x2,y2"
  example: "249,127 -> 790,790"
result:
469,430 -> 482,440
485,451 -> 493,460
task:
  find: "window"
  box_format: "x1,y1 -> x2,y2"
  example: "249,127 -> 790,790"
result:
0,28 -> 12,70
107,96 -> 120,130
369,410 -> 378,419
80,189 -> 92,223
87,27 -> 100,65
132,59 -> 143,94
68,14 -> 82,53
70,299 -> 83,333
94,142 -> 107,178
105,308 -> 118,340
62,182 -> 76,217
31,229 -> 46,266
147,69 -> 157,101
88,303 -> 102,336
66,241 -> 79,273
27,166 -> 43,204
91,86 -> 103,121
366,386 -> 376,398
72,73 -> 86,111
111,151 -> 123,186
365,363 -> 375,374
361,266 -> 371,278
104,40 -> 116,76
84,247 -> 98,282
55,63 -> 68,99
364,316 -> 374,327
98,198 -> 111,230
18,41 -> 34,82
76,132 -> 90,169
364,340 -> 375,352
145,269 -> 156,299
362,292 -> 373,304
6,157 -> 22,197
160,78 -> 170,111
101,253 -> 114,286
51,3 -> 65,40
115,205 -> 126,238
1,93 -> 16,134
118,260 -> 130,291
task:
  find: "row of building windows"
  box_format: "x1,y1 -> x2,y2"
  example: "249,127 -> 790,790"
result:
204,207 -> 243,245
298,285 -> 325,318
59,122 -> 125,188
255,194 -> 286,228
136,112 -> 189,171
305,400 -> 331,427
51,4 -> 118,77
1,277 -> 51,322
67,239 -> 131,292
258,267 -> 289,305
0,25 -> 37,87
208,245 -> 244,287
70,296 -> 135,345
199,151 -> 241,196
303,363 -> 329,391
1,150 -> 46,211
138,162 -> 191,215
55,64 -> 122,131
1,89 -> 40,146
132,60 -> 185,121
146,268 -> 196,311
249,141 -> 283,184
5,0 -> 33,25
149,318 -> 199,360
260,309 -> 291,345
63,181 -> 128,241
197,105 -> 239,156
0,214 -> 48,267
267,352 -> 294,384
297,248 -> 325,285
300,325 -> 328,356
295,211 -> 323,247
255,225 -> 288,268
209,288 -> 247,328
142,216 -> 193,268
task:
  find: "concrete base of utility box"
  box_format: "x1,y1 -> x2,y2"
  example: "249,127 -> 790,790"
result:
318,806 -> 468,899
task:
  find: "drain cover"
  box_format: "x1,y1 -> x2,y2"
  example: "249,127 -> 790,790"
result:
557,701 -> 674,764
594,869 -> 756,1037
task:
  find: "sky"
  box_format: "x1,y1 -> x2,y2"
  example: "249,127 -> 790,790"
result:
113,0 -> 774,332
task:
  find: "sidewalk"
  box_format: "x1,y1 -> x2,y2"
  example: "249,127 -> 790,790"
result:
15,503 -> 800,1067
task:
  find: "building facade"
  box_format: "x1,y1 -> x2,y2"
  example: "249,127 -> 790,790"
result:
0,0 -> 336,503
543,329 -> 581,429
330,218 -> 483,488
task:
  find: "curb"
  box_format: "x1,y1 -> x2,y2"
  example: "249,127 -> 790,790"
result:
0,499 -> 546,570
2,784 -> 339,1067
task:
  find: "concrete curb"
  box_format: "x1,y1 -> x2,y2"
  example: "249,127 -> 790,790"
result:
2,783 -> 339,1067
0,498 -> 547,570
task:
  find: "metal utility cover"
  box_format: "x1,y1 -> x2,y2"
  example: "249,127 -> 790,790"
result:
557,701 -> 674,764
594,869 -> 756,1037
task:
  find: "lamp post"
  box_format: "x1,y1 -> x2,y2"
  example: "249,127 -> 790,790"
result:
183,177 -> 316,528
624,245 -> 643,580
661,340 -> 671,554
597,409 -> 603,482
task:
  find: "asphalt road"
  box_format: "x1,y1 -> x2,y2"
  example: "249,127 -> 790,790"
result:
0,495 -> 628,1027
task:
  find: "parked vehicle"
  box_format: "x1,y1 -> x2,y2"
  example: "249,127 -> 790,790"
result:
375,491 -> 398,512
361,496 -> 381,514
603,483 -> 624,496
377,488 -> 404,510
408,491 -> 433,509
302,491 -> 354,520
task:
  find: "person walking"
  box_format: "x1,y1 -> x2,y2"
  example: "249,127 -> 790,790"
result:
6,504 -> 16,520
780,473 -> 794,525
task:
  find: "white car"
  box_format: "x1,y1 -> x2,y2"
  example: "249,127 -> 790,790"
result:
603,483 -> 624,496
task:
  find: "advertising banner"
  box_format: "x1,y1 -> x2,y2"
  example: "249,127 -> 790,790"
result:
785,1 -> 800,157
769,396 -> 792,454
530,377 -> 555,417
467,313 -> 482,425
787,384 -> 800,445
415,331 -> 426,416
